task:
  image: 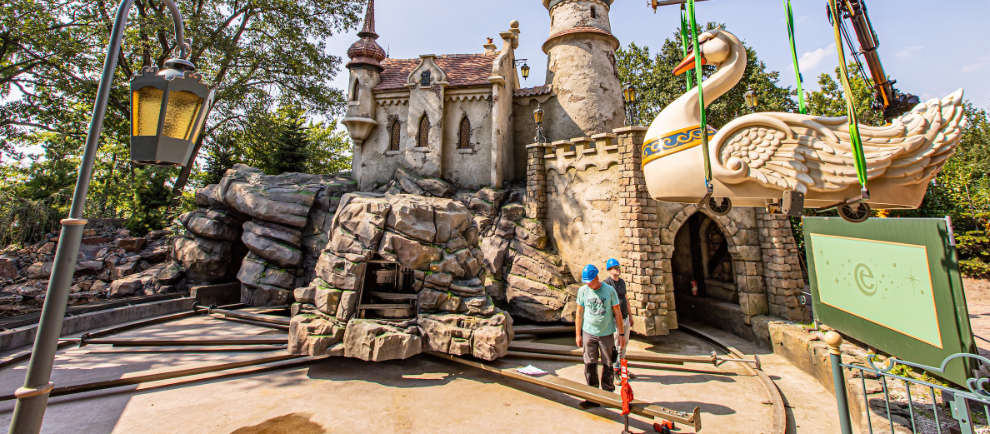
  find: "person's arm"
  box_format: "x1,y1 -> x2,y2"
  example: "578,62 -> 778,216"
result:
626,299 -> 633,327
575,305 -> 584,347
612,304 -> 625,348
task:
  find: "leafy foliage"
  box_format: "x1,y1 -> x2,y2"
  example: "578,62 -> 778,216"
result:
1,0 -> 362,244
615,23 -> 796,128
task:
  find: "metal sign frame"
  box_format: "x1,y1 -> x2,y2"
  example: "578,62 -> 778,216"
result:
803,217 -> 977,386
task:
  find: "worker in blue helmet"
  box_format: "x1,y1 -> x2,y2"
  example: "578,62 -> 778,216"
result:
604,258 -> 633,383
575,263 -> 625,407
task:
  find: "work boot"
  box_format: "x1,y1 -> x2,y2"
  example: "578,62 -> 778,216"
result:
614,368 -> 622,385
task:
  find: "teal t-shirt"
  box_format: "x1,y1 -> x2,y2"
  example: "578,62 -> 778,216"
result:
577,282 -> 620,336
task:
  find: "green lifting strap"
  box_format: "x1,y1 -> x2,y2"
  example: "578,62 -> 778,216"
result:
784,0 -> 808,114
828,0 -> 869,193
679,5 -> 695,91
686,0 -> 712,187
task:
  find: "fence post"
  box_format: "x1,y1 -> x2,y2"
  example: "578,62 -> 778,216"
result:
826,331 -> 854,434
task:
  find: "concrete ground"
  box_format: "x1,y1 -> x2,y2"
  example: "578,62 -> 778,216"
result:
0,315 -> 840,433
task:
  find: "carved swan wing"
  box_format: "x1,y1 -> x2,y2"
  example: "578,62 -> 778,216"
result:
712,89 -> 967,194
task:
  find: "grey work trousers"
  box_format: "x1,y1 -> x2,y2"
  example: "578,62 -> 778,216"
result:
582,331 -> 616,392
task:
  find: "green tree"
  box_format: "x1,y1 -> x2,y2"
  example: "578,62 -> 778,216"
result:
1,0 -> 363,242
616,24 -> 796,128
238,105 -> 351,176
806,64 -> 884,126
198,133 -> 241,186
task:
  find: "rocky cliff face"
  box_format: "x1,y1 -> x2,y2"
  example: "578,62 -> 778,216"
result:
0,221 -> 176,316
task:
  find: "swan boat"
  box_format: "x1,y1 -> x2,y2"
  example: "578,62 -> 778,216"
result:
642,29 -> 966,216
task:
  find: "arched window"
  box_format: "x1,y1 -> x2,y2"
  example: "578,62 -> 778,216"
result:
590,6 -> 597,18
458,116 -> 471,149
351,78 -> 360,101
417,114 -> 430,148
420,70 -> 431,86
389,119 -> 401,151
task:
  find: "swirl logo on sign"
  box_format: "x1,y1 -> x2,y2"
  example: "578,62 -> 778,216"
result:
854,263 -> 877,296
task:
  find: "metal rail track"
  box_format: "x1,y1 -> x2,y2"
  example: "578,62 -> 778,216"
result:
677,322 -> 788,434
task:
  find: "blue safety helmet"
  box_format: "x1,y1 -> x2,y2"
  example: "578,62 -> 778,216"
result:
606,258 -> 620,270
581,264 -> 599,283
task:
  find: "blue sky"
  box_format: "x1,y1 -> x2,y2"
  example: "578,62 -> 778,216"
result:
327,0 -> 990,110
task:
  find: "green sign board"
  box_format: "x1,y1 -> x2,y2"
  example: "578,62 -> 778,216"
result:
803,217 -> 976,385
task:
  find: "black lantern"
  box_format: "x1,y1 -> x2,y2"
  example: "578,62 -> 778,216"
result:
130,58 -> 214,166
622,83 -> 638,125
744,88 -> 759,112
533,104 -> 547,143
516,58 -> 531,81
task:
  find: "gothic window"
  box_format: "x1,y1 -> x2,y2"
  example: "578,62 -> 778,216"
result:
420,70 -> 431,86
457,116 -> 471,149
389,119 -> 400,151
351,78 -> 360,101
590,6 -> 597,18
417,114 -> 430,148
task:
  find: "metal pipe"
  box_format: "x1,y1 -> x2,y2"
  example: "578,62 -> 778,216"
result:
9,1 -> 189,430
206,315 -> 290,331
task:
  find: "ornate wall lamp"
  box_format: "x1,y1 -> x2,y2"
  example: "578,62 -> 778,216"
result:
533,104 -> 547,143
744,88 -> 759,112
622,83 -> 638,125
515,59 -> 530,80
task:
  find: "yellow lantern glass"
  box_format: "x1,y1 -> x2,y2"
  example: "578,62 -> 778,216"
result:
161,90 -> 204,140
131,87 -> 164,137
521,63 -> 530,80
533,107 -> 544,124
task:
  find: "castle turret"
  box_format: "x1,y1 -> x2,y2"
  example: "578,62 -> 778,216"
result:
343,0 -> 385,146
542,0 -> 624,138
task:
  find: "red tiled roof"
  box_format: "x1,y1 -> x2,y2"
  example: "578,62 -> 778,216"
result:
374,54 -> 496,91
514,85 -> 553,98
542,26 -> 619,53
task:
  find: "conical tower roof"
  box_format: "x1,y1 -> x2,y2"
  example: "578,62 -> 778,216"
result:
347,0 -> 386,71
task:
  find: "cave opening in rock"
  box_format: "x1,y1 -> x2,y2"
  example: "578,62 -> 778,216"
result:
357,257 -> 417,320
671,212 -> 746,336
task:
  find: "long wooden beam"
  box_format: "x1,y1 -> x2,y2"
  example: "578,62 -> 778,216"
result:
503,350 -> 738,376
512,325 -> 574,335
0,353 -> 314,401
206,314 -> 290,331
194,305 -> 290,326
74,338 -> 288,347
428,352 -> 701,431
508,341 -> 716,365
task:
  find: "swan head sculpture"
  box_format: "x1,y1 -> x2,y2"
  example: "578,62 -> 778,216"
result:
673,28 -> 735,76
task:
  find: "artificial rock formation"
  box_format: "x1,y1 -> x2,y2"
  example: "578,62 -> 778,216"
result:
172,164 -> 357,305
289,192 -> 513,362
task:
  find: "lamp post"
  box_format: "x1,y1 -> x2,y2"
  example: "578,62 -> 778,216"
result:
622,83 -> 638,125
533,104 -> 547,144
744,88 -> 759,112
9,1 -> 211,432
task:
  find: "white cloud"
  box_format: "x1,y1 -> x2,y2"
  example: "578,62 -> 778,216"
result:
962,58 -> 989,73
896,45 -> 924,59
799,43 -> 836,72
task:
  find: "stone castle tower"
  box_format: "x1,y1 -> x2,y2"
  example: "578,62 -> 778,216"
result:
341,0 -> 384,148
542,0 -> 625,139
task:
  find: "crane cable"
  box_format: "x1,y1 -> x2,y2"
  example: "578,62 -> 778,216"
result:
784,0 -> 808,114
827,0 -> 869,196
679,4 -> 695,91
685,0 -> 713,190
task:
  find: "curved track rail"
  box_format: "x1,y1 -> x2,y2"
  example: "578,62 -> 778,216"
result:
678,323 -> 788,434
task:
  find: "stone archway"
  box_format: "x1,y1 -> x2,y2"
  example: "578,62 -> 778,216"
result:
658,204 -> 769,341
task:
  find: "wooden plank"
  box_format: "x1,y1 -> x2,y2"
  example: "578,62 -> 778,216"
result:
358,303 -> 413,310
428,352 -> 701,431
206,315 -> 290,331
366,291 -> 417,301
508,341 -> 716,365
0,353 -> 307,401
512,325 -> 574,335
503,351 -> 738,376
78,338 -> 287,347
194,306 -> 290,326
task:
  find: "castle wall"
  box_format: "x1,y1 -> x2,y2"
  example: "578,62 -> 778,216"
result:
442,94 -> 494,189
353,96 -> 409,190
